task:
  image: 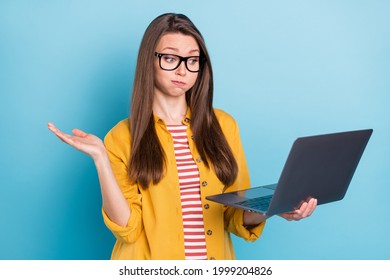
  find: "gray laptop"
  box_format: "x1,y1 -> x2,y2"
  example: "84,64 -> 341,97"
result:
206,129 -> 373,217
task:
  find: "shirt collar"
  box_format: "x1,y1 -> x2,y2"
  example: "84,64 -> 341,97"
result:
153,107 -> 192,126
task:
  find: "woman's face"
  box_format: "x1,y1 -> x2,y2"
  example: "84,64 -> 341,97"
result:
153,33 -> 200,99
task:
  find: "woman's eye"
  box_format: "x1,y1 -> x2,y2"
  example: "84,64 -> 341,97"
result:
188,58 -> 199,65
164,56 -> 177,63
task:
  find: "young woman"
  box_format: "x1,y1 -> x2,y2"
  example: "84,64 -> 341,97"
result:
48,13 -> 317,260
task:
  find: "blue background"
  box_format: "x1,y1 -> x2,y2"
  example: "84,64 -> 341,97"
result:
1,0 -> 389,260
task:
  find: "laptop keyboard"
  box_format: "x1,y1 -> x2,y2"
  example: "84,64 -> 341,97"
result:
235,195 -> 273,212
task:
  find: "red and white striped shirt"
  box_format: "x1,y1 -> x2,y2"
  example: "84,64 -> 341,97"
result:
167,124 -> 208,260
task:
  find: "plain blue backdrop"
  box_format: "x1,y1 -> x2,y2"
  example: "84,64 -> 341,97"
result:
1,0 -> 389,259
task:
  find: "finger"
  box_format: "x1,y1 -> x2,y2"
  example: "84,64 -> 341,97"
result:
300,198 -> 317,218
301,204 -> 311,218
294,201 -> 307,217
306,198 -> 318,216
48,122 -> 67,137
47,122 -> 59,133
48,123 -> 76,145
48,122 -> 63,138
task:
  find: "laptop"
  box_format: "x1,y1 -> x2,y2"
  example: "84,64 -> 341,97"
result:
206,129 -> 373,217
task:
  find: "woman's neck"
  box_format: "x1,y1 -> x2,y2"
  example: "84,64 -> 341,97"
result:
153,96 -> 188,125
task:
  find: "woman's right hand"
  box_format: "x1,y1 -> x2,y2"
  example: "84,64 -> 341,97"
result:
48,122 -> 131,226
47,122 -> 106,161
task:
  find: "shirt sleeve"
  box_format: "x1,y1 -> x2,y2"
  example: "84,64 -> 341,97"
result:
102,120 -> 144,243
218,111 -> 266,241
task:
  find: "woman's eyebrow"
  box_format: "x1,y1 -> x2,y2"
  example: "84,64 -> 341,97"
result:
161,47 -> 178,52
189,49 -> 200,54
161,47 -> 200,54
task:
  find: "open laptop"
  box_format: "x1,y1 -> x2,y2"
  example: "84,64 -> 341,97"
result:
206,129 -> 373,217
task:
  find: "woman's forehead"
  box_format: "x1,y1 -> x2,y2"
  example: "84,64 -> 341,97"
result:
156,33 -> 200,54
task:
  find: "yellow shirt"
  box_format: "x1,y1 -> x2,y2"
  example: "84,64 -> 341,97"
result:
102,108 -> 265,260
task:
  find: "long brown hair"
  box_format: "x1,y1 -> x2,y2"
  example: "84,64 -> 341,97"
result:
129,13 -> 238,189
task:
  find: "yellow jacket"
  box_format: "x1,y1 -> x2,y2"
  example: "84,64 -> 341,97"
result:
102,108 -> 265,260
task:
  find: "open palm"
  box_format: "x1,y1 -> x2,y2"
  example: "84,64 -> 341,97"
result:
47,122 -> 106,160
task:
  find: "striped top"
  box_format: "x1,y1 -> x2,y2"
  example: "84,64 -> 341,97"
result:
167,124 -> 208,260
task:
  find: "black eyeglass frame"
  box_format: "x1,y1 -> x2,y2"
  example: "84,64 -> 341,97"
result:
154,52 -> 204,73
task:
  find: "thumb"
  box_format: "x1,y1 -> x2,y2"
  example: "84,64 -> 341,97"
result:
72,128 -> 88,137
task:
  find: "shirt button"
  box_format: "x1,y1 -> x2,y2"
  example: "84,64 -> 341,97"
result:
196,157 -> 202,163
210,257 -> 216,260
201,181 -> 208,187
204,204 -> 210,209
184,117 -> 190,123
207,230 -> 212,235
191,135 -> 194,140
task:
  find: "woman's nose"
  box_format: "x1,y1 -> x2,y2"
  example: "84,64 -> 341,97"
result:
175,60 -> 187,75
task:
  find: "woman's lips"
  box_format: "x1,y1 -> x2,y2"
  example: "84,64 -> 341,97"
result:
172,80 -> 186,87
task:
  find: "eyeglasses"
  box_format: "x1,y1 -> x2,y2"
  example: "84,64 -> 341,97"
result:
154,52 -> 202,73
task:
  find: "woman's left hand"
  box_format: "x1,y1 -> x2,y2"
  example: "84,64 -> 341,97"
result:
278,198 -> 317,221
